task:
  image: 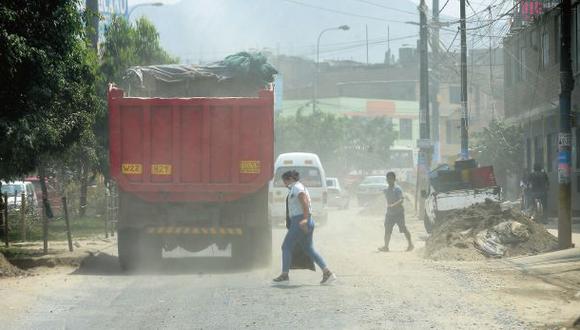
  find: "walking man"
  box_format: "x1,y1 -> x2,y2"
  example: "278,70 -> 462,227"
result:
378,172 -> 414,252
527,163 -> 550,223
273,170 -> 336,285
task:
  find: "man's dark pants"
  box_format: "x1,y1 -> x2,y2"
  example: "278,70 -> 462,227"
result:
384,211 -> 412,248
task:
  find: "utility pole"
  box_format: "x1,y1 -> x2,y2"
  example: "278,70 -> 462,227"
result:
558,0 -> 574,249
366,24 -> 369,65
431,0 -> 440,164
418,0 -> 431,218
488,6 -> 496,120
459,0 -> 469,160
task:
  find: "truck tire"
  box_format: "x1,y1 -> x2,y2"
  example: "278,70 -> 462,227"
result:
118,228 -> 139,271
118,228 -> 162,271
253,226 -> 272,267
423,211 -> 434,234
139,231 -> 162,269
231,226 -> 272,268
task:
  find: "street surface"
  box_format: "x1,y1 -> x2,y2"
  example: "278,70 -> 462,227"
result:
1,207 -> 579,329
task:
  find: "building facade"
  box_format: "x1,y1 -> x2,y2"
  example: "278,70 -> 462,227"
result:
503,3 -> 580,215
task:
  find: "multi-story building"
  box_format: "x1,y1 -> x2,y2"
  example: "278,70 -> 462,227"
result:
503,2 -> 580,215
276,46 -> 504,165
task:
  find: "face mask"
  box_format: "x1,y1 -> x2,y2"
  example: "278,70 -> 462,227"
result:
286,182 -> 296,190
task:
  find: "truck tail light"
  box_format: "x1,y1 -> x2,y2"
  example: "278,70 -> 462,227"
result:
323,191 -> 328,204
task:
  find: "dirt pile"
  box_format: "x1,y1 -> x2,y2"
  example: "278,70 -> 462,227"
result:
425,200 -> 558,261
0,253 -> 25,277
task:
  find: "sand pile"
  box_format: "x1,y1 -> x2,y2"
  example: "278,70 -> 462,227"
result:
0,253 -> 24,277
425,200 -> 558,261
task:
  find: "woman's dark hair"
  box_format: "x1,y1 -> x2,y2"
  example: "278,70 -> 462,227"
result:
386,171 -> 396,179
282,170 -> 300,181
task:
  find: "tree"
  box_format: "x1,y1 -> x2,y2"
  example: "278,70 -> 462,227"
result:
0,1 -> 99,180
473,119 -> 525,199
275,109 -> 397,176
94,16 -> 178,179
99,15 -> 178,91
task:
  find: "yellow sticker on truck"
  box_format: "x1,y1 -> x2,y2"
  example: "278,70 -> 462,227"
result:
240,160 -> 261,174
122,163 -> 142,175
152,164 -> 172,175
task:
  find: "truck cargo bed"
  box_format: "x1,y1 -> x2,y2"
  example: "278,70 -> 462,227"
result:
108,86 -> 274,203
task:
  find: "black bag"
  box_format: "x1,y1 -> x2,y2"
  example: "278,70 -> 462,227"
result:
286,196 -> 315,271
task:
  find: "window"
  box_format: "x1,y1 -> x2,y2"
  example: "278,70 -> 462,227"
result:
520,46 -> 527,81
542,29 -> 550,68
526,138 -> 532,170
399,119 -> 413,140
576,128 -> 580,169
449,86 -> 461,104
555,15 -> 561,63
505,50 -> 513,86
446,119 -> 461,144
546,133 -> 555,172
574,9 -> 578,72
534,136 -> 544,169
274,166 -> 322,187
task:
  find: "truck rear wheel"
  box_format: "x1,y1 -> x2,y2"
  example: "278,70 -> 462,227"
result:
253,226 -> 272,267
118,228 -> 162,271
231,226 -> 272,268
118,228 -> 139,271
423,211 -> 434,234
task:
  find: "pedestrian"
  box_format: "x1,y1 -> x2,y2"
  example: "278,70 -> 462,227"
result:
378,171 -> 414,252
527,163 -> 550,223
272,170 -> 336,285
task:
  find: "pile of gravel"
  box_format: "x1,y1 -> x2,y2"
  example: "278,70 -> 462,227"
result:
424,200 -> 558,261
0,253 -> 24,277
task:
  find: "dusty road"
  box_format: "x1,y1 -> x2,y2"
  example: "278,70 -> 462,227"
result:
2,207 -> 579,329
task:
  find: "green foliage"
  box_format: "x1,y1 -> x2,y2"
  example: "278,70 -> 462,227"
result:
275,109 -> 397,176
0,0 -> 100,180
99,15 -> 178,90
95,16 -> 178,178
473,119 -> 524,192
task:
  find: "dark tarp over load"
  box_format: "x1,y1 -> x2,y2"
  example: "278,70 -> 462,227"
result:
123,52 -> 278,97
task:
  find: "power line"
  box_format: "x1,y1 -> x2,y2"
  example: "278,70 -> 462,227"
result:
352,0 -> 418,16
280,0 -> 410,23
300,34 -> 419,58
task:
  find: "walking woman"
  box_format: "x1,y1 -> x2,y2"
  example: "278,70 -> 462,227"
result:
272,170 -> 336,285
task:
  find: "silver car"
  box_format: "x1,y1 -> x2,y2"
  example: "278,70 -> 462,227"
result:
356,176 -> 388,206
326,177 -> 350,209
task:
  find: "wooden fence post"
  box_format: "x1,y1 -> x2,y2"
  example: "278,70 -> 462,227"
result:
3,194 -> 8,247
20,192 -> 26,241
62,197 -> 73,252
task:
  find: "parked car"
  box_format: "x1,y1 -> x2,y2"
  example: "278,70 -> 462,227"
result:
356,176 -> 388,206
326,177 -> 350,209
1,181 -> 39,214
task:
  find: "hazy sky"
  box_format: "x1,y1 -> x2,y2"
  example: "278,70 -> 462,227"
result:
125,0 -> 505,64
128,0 -> 474,18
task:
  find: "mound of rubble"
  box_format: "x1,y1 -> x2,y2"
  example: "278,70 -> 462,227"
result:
425,200 -> 558,261
0,253 -> 24,277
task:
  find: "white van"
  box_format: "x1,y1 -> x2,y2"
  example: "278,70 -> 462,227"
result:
1,181 -> 38,214
269,153 -> 328,226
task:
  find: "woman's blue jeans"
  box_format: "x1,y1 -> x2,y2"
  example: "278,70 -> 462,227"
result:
282,214 -> 327,273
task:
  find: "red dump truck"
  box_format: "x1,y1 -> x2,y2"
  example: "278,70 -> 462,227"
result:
108,85 -> 274,270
